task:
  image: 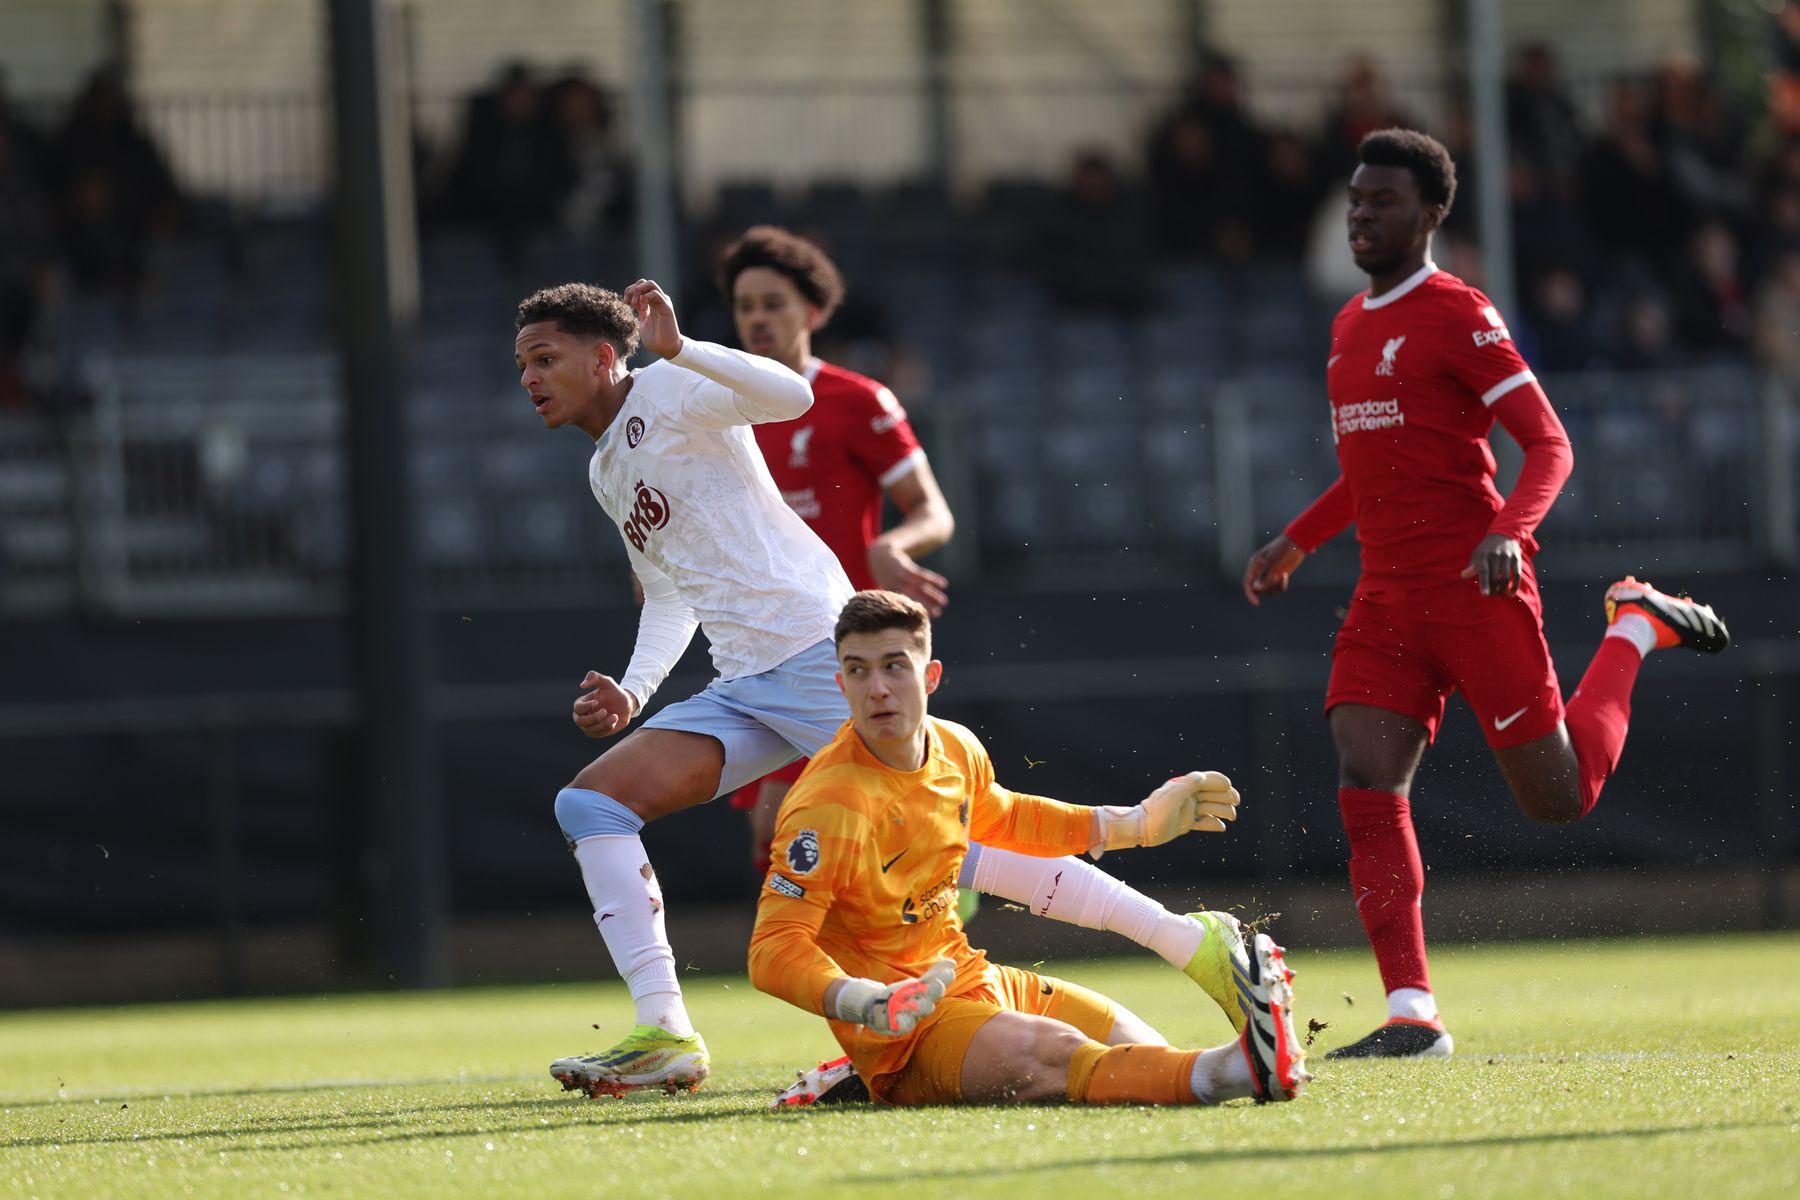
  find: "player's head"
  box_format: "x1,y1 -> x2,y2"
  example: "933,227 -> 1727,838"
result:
1347,128 -> 1457,277
834,590 -> 941,755
514,282 -> 639,431
716,226 -> 844,368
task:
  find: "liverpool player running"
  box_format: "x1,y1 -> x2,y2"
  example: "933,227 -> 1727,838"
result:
749,590 -> 1308,1108
1242,130 -> 1730,1059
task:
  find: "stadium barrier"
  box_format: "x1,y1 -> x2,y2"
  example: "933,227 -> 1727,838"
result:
1,366 -> 1792,615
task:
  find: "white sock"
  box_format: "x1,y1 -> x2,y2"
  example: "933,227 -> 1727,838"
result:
1387,986 -> 1438,1022
968,848 -> 1204,968
1604,612 -> 1658,658
1189,1040 -> 1254,1104
571,835 -> 695,1037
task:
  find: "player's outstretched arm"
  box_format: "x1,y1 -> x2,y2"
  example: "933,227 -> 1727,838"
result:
1243,535 -> 1307,605
622,278 -> 684,359
1089,771 -> 1241,859
825,960 -> 956,1038
626,277 -> 812,425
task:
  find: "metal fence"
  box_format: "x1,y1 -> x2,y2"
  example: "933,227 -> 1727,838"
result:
1,362 -> 1792,616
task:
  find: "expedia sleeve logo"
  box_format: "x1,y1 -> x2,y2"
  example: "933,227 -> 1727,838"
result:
622,479 -> 670,551
785,829 -> 820,875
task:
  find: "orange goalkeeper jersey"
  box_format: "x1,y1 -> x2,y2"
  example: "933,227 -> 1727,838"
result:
747,715 -> 1094,1069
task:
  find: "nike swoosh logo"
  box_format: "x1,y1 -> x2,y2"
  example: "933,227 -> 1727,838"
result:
1493,706 -> 1530,731
1327,354 -> 1342,367
880,850 -> 906,873
1040,982 -> 1054,996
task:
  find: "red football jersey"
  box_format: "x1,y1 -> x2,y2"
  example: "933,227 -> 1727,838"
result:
1305,265 -> 1543,592
752,360 -> 924,590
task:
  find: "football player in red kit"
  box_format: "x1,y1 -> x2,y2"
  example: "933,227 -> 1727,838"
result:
1243,129 -> 1731,1059
717,226 -> 957,870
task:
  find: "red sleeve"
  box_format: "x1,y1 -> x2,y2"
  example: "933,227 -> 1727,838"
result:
844,382 -> 925,487
1487,383 -> 1573,545
1438,287 -> 1539,409
1283,476 -> 1354,552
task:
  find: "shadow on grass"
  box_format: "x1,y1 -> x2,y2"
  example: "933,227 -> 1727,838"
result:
852,1119 -> 1791,1183
0,1086 -> 775,1152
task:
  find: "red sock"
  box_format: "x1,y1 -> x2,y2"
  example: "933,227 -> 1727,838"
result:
1338,787 -> 1430,995
1564,637 -> 1642,817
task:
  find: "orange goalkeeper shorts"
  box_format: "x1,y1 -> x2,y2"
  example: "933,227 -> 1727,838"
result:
865,964 -> 1115,1106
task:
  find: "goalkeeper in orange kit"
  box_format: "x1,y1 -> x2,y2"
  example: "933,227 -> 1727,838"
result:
747,590 -> 1309,1106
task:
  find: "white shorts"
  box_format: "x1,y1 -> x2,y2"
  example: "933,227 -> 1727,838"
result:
641,638 -> 848,799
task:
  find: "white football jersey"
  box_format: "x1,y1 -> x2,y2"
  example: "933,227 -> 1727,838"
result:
587,337 -> 854,692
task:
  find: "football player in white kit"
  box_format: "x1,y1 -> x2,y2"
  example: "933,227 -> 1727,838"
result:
515,280 -> 1256,1100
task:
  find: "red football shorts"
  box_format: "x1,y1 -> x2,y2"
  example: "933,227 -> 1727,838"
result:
1325,574 -> 1564,748
727,756 -> 810,810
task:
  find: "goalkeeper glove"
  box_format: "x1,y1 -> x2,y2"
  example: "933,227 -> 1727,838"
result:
1089,770 -> 1240,859
832,959 -> 956,1037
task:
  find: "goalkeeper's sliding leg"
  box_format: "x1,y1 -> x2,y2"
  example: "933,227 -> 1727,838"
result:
890,934 -> 1305,1107
962,844 -> 1251,1033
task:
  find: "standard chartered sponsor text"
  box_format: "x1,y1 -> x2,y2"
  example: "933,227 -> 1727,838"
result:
1336,398 -> 1406,435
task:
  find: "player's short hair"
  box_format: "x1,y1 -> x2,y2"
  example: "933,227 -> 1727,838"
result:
715,226 -> 846,323
515,282 -> 640,359
834,590 -> 931,656
1358,128 -> 1458,213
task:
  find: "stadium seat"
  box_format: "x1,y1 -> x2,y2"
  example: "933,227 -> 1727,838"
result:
716,181 -> 786,229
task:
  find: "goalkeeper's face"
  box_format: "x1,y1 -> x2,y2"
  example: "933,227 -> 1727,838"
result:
836,628 -> 942,763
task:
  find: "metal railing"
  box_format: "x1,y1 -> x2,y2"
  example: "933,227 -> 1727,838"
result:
1,362 -> 1792,617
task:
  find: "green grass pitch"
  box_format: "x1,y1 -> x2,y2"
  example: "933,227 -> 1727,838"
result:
3,933 -> 1797,1199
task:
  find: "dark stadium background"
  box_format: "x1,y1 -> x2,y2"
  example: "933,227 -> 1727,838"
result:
0,0 -> 1794,1006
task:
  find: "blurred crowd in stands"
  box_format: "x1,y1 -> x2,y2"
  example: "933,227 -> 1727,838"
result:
1,66 -> 185,408
5,18 -> 1800,417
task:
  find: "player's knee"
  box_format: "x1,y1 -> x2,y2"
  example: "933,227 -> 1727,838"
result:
554,787 -> 645,842
1338,760 -> 1408,793
1028,1023 -> 1091,1081
1516,786 -> 1581,825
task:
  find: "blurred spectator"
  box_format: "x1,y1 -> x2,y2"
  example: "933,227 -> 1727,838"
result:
1580,80 -> 1688,267
1510,156 -> 1590,288
1672,221 -> 1753,355
1036,150 -> 1155,314
441,62 -> 568,259
1759,185 -> 1800,266
544,69 -> 633,245
1753,248 -> 1800,379
0,69 -> 47,181
1145,111 -> 1232,260
1651,56 -> 1754,229
1772,0 -> 1800,138
1315,55 -> 1415,182
0,121 -> 51,408
1518,268 -> 1597,373
1506,42 -> 1584,199
1253,130 -> 1327,262
1174,53 -> 1264,171
48,65 -> 182,295
1609,289 -> 1686,371
1144,53 -> 1264,262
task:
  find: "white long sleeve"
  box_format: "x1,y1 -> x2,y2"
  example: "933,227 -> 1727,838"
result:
618,557 -> 701,710
666,337 -> 814,427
